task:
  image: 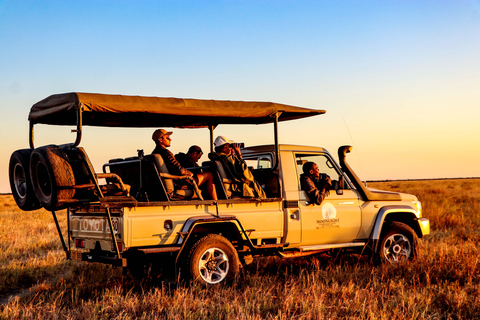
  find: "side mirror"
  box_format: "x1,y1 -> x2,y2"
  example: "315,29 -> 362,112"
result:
339,175 -> 345,189
336,176 -> 345,195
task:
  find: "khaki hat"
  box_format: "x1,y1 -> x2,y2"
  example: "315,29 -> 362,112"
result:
152,129 -> 173,141
214,136 -> 234,147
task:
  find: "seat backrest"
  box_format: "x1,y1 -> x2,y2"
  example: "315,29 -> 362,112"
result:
214,160 -> 232,199
141,156 -> 169,201
215,160 -> 229,181
105,159 -> 141,197
152,154 -> 175,194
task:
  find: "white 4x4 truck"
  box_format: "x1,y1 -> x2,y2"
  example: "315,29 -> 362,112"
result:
9,92 -> 430,285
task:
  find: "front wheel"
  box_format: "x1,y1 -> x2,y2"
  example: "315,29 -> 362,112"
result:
377,221 -> 418,263
187,234 -> 240,285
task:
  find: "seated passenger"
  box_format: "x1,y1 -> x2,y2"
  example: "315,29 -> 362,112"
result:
208,136 -> 266,199
175,145 -> 203,168
300,161 -> 332,205
152,129 -> 218,200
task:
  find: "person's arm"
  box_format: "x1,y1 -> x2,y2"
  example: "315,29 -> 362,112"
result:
164,149 -> 193,176
232,143 -> 243,159
318,174 -> 332,194
301,175 -> 327,205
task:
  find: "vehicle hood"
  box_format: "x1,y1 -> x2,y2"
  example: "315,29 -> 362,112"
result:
367,188 -> 417,201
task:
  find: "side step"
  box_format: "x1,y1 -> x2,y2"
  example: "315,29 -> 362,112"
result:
137,247 -> 181,254
253,242 -> 289,250
298,242 -> 366,252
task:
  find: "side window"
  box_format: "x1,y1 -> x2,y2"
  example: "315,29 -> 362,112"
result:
244,155 -> 272,169
243,154 -> 278,198
295,153 -> 349,191
258,157 -> 272,169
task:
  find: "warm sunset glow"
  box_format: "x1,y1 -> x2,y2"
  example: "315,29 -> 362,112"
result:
1,1 -> 479,193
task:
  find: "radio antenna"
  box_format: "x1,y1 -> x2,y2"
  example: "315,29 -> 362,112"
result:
342,114 -> 365,178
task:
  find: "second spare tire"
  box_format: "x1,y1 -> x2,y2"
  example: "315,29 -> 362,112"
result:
9,149 -> 41,211
30,145 -> 75,211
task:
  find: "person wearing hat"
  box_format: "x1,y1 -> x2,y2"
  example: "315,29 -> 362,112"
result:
152,129 -> 217,200
209,136 -> 266,199
175,145 -> 203,168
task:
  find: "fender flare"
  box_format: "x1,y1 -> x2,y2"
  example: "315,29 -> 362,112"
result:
370,205 -> 422,253
174,215 -> 253,267
177,215 -> 247,245
370,206 -> 420,240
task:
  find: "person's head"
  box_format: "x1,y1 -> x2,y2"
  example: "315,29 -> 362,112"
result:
303,161 -> 320,178
152,129 -> 173,147
214,136 -> 234,154
187,145 -> 203,163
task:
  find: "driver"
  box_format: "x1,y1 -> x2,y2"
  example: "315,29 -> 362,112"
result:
300,161 -> 332,205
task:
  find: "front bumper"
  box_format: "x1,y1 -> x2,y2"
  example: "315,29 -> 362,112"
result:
417,218 -> 430,237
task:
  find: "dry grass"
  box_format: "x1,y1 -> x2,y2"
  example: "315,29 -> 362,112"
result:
1,179 -> 480,319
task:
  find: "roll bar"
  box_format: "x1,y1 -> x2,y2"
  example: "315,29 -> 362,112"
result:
30,104 -> 84,149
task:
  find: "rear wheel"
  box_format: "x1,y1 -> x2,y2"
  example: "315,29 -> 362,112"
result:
9,149 -> 41,211
377,221 -> 418,263
30,145 -> 75,211
187,234 -> 240,285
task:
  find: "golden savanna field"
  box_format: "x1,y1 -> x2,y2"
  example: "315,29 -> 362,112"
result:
1,179 -> 480,319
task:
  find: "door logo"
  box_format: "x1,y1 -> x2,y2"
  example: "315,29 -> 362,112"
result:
316,203 -> 340,228
322,203 -> 337,220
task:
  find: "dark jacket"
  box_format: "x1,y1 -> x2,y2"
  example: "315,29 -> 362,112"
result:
175,152 -> 198,168
152,145 -> 190,176
209,152 -> 266,199
300,173 -> 330,205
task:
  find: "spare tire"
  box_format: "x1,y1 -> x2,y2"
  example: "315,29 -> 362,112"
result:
30,145 -> 75,211
9,149 -> 41,211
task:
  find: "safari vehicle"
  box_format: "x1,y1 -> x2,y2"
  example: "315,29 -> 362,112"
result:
9,92 -> 430,285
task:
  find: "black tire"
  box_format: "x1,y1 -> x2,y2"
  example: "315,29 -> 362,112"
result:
9,149 -> 41,211
187,234 -> 240,285
30,145 -> 75,211
377,221 -> 418,264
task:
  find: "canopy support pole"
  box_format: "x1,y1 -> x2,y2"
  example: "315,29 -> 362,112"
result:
272,112 -> 283,196
72,105 -> 83,147
29,121 -> 34,149
208,125 -> 214,153
272,112 -> 280,171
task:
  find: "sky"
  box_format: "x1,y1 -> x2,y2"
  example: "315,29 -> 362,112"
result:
0,0 -> 479,193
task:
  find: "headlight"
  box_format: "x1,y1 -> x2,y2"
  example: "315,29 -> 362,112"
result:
412,200 -> 422,217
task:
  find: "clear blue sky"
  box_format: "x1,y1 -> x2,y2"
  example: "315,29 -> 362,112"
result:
1,0 -> 479,193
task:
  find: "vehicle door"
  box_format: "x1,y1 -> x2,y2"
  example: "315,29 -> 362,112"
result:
296,153 -> 362,245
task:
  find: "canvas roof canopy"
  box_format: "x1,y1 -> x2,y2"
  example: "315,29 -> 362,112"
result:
29,92 -> 325,128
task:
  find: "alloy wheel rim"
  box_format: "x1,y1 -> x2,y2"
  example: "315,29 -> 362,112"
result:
198,247 -> 229,284
382,234 -> 411,263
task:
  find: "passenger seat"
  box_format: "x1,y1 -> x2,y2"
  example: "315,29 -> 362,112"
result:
213,160 -> 233,199
151,153 -> 203,200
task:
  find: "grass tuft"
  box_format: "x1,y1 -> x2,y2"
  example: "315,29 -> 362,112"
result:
1,179 -> 480,319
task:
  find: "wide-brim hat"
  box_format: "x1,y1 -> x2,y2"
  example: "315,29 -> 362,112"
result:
214,136 -> 234,147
